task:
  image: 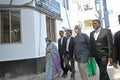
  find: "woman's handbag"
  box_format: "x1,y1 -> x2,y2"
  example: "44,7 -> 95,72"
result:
87,57 -> 97,76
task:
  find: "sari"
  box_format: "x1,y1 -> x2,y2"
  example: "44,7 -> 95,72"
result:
46,42 -> 61,80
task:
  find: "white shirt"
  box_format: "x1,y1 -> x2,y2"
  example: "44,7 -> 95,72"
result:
94,27 -> 101,41
61,37 -> 63,45
66,37 -> 71,51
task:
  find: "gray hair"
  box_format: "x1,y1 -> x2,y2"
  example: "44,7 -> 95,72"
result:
75,25 -> 81,29
45,37 -> 52,42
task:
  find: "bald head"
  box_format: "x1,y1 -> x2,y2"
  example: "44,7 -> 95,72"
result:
75,25 -> 81,29
74,25 -> 81,34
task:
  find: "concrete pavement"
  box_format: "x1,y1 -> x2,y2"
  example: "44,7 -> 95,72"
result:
2,63 -> 120,80
44,64 -> 120,80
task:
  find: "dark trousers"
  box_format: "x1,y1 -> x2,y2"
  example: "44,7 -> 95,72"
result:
95,57 -> 110,80
60,54 -> 68,74
64,54 -> 75,77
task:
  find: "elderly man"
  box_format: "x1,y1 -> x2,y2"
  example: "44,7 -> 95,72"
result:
73,25 -> 90,80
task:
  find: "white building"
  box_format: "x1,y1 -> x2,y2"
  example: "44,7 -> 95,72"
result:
69,0 -> 120,35
0,0 -> 70,77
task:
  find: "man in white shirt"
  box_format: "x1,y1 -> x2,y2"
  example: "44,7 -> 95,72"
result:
89,19 -> 117,80
58,30 -> 68,78
64,30 -> 75,80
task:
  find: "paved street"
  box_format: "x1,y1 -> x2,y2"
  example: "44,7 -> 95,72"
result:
6,62 -> 120,80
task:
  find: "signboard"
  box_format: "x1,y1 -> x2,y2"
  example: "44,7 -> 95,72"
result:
95,0 -> 101,13
36,0 -> 61,19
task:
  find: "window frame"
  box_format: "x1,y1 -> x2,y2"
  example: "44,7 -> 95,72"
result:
46,16 -> 56,42
0,9 -> 21,44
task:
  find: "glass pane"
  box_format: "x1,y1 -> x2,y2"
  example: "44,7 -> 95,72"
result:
46,17 -> 51,38
51,19 -> 56,42
1,11 -> 10,43
11,11 -> 21,43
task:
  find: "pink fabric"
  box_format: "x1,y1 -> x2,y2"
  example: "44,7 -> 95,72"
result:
52,54 -> 62,75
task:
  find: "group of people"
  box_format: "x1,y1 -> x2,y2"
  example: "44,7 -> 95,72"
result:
45,19 -> 120,80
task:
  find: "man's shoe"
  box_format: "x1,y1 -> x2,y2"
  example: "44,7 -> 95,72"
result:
70,77 -> 75,80
62,73 -> 65,77
70,73 -> 75,77
62,74 -> 68,78
70,71 -> 76,77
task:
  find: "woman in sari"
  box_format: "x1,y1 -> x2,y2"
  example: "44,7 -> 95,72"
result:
45,37 -> 61,80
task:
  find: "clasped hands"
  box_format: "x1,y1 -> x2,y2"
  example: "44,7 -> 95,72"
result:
108,58 -> 118,69
46,48 -> 51,53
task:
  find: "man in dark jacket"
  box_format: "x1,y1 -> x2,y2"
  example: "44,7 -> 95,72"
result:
114,31 -> 120,65
90,19 -> 116,80
64,29 -> 75,80
58,30 -> 68,78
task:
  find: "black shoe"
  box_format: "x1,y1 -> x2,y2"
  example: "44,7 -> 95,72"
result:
70,71 -> 76,77
62,73 -> 65,77
70,77 -> 75,80
62,73 -> 68,78
70,73 -> 75,77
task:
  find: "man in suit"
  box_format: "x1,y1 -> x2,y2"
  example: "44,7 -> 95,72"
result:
73,25 -> 90,80
90,19 -> 115,80
64,29 -> 75,80
114,30 -> 120,65
58,30 -> 68,78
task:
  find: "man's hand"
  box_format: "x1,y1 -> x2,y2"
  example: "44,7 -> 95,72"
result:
112,63 -> 118,69
108,58 -> 113,63
62,55 -> 64,59
89,57 -> 93,61
108,58 -> 118,69
46,48 -> 51,53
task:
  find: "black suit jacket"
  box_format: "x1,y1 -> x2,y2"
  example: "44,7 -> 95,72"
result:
65,37 -> 74,57
114,31 -> 120,64
58,37 -> 67,55
90,28 -> 113,58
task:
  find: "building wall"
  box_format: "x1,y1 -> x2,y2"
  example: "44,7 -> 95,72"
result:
34,12 -> 46,57
0,0 -> 48,61
0,9 -> 37,61
0,0 -> 71,61
0,8 -> 47,78
107,0 -> 120,34
0,8 -> 46,78
0,0 -> 71,78
0,57 -> 46,78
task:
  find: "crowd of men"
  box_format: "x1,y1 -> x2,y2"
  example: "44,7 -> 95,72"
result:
57,19 -> 120,80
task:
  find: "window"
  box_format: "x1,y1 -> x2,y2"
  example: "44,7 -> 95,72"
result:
46,17 -> 56,42
83,0 -> 93,11
0,10 -> 21,43
84,20 -> 92,29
